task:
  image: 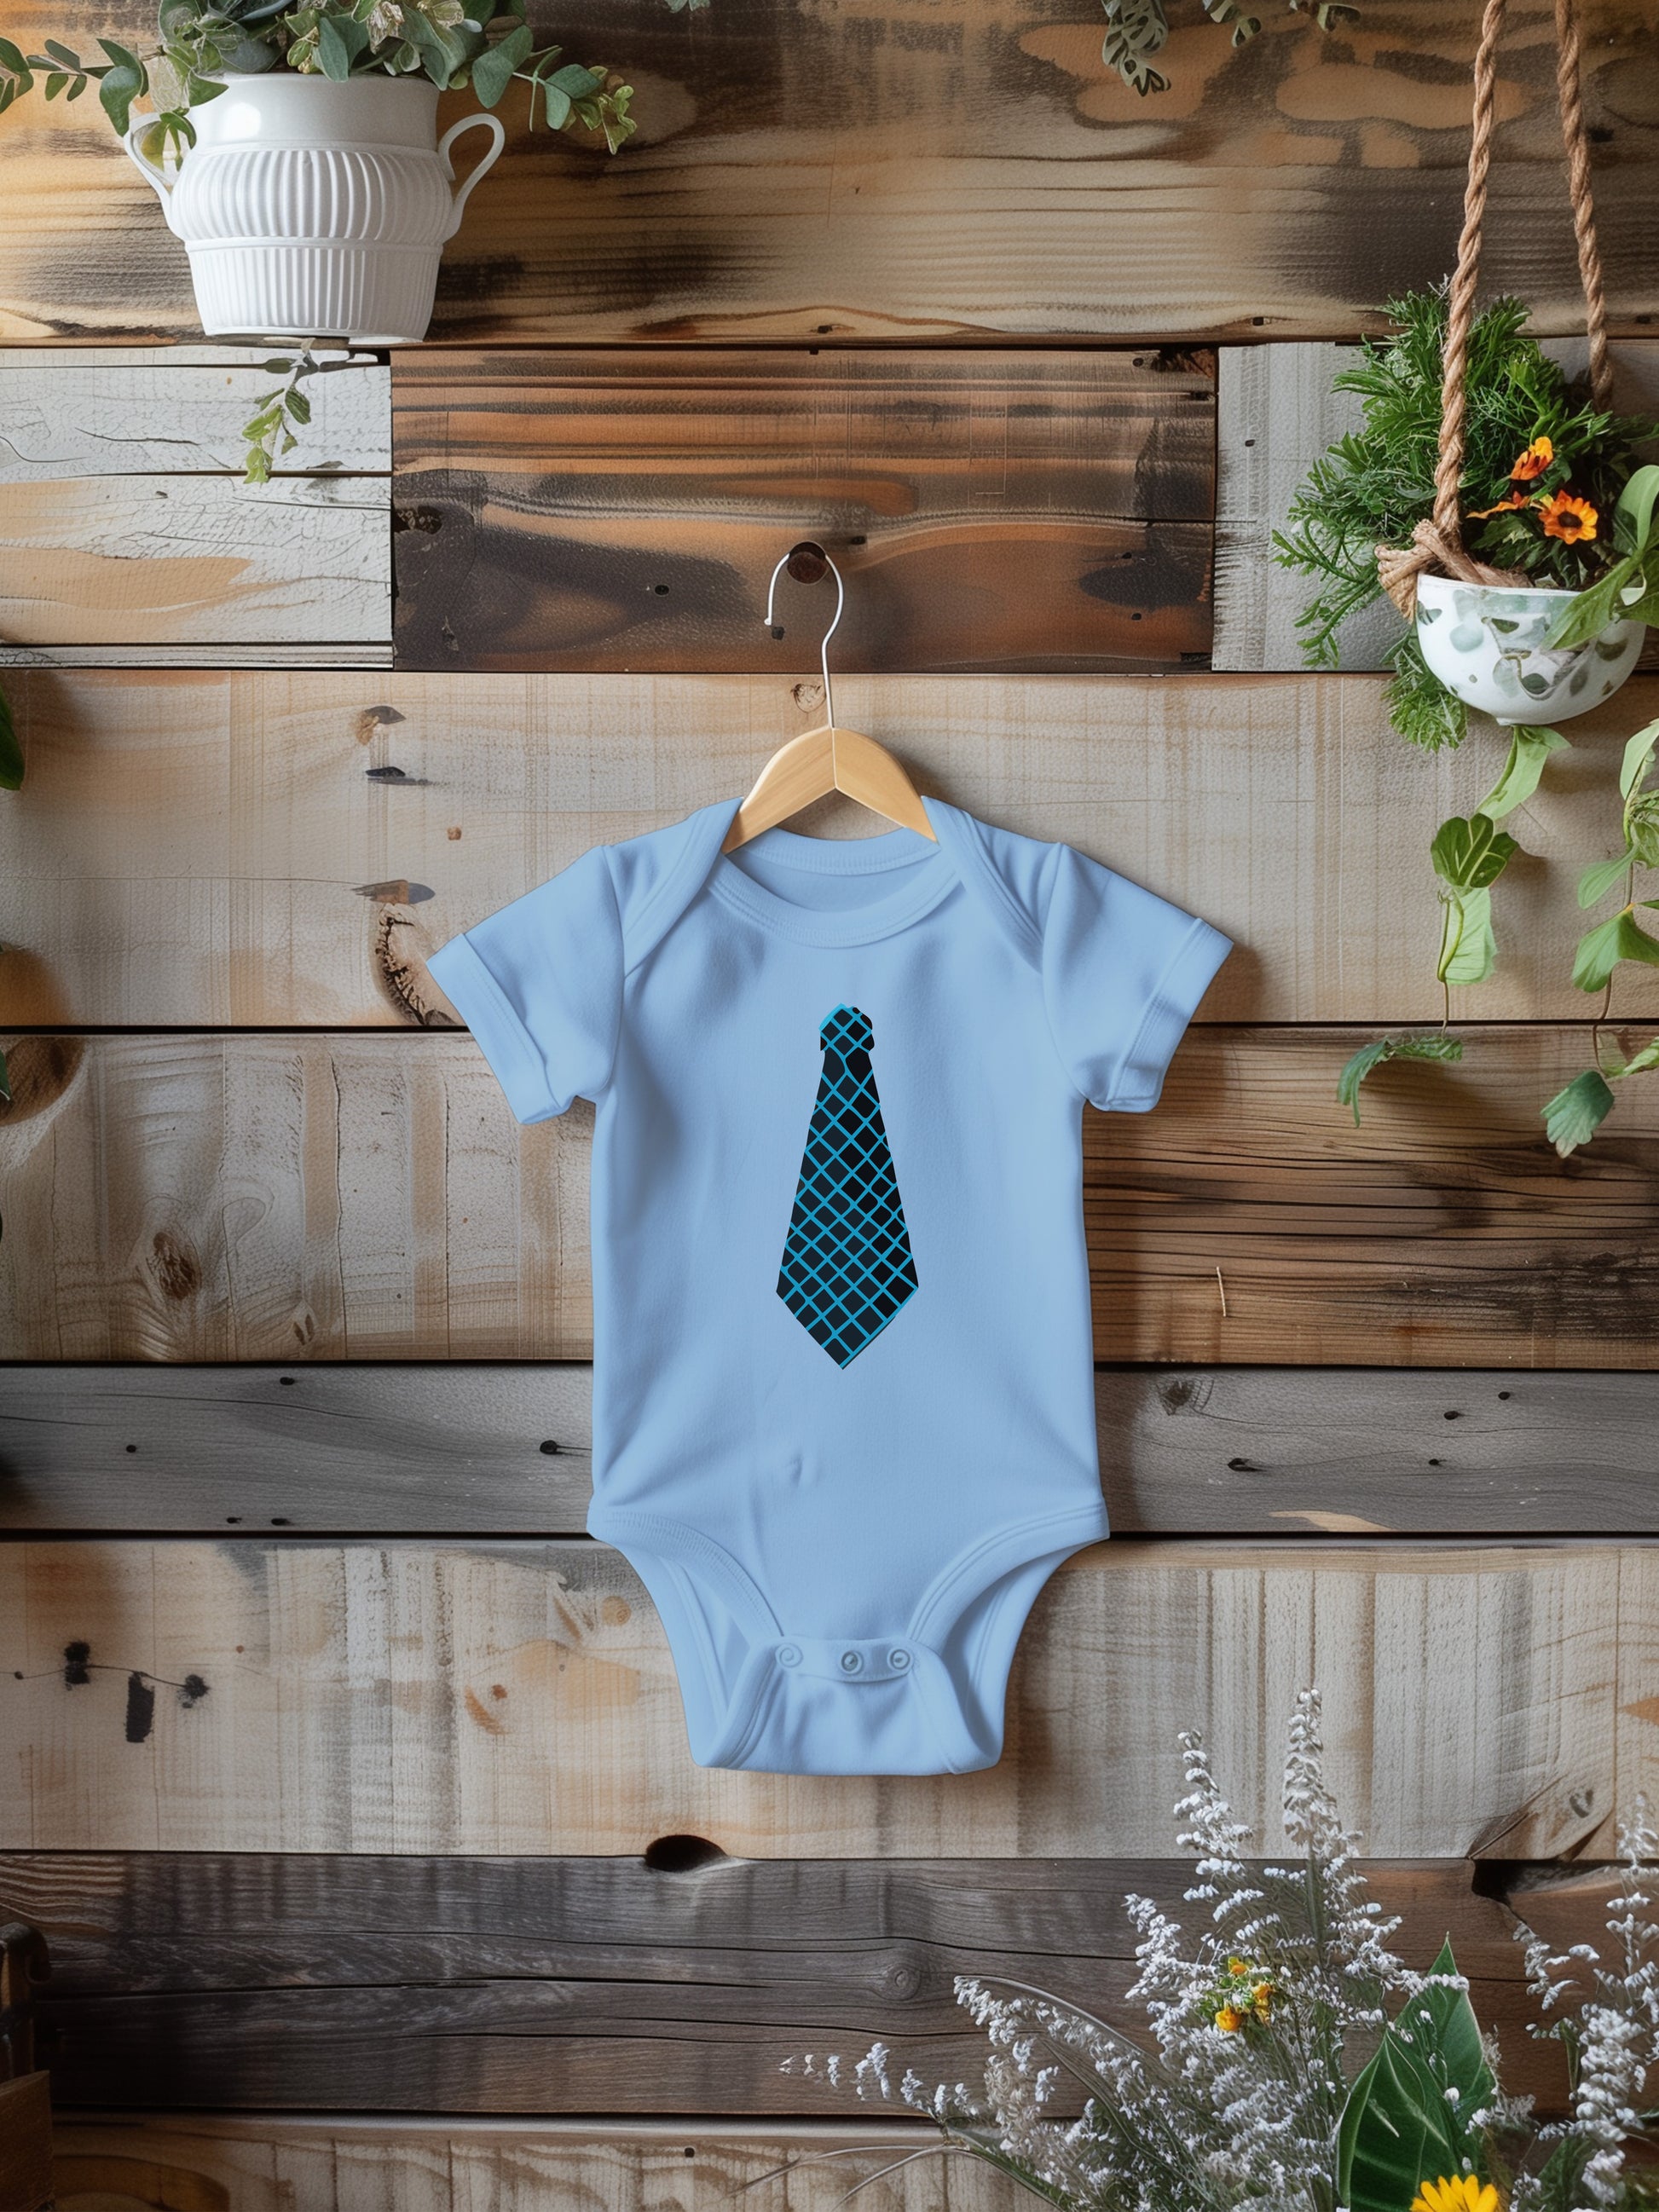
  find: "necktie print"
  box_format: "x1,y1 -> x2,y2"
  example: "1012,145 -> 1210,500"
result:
777,1004 -> 918,1367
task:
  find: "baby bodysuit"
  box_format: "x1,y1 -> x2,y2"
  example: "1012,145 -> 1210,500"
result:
427,796 -> 1229,1777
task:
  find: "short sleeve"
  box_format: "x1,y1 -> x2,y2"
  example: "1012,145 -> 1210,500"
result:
425,848 -> 622,1123
1040,845 -> 1231,1112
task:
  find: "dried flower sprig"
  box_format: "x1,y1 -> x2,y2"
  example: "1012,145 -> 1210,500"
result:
787,1700 -> 1659,2212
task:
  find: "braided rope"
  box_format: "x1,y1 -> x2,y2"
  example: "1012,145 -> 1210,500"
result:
1376,0 -> 1610,616
1554,0 -> 1613,411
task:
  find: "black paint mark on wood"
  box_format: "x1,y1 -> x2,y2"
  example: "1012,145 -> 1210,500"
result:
62,1641 -> 90,1687
180,1674 -> 209,1709
124,1672 -> 155,1743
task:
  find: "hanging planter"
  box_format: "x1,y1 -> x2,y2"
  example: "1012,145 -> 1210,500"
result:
123,72 -> 502,345
1373,0 -> 1650,729
1414,575 -> 1644,727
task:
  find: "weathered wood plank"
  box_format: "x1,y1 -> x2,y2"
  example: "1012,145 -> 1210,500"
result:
0,349 -> 390,481
0,1855 -> 1610,2114
6,1364 -> 1659,1537
1213,339 -> 1659,672
0,1537 -> 1634,1857
2,2 -> 1656,345
5,668 -> 1659,1027
0,477 -> 390,650
49,2117 -> 1025,2212
3,1026 -> 1657,1367
0,644 -> 397,670
390,349 -> 1214,673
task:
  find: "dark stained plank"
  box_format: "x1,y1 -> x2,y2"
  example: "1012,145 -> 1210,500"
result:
0,1852 -> 1613,2115
6,1364 -> 1659,1536
3,1026 -> 1659,1367
391,349 -> 1214,673
3,1 -> 1656,345
0,2077 -> 52,2212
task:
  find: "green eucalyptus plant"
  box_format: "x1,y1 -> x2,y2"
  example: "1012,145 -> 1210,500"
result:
1101,0 -> 1360,95
0,0 -> 706,165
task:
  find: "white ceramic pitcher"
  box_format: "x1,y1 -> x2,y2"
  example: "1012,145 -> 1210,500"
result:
123,73 -> 505,345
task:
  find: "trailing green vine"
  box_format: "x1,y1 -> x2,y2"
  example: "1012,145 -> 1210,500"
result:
1100,0 -> 1359,96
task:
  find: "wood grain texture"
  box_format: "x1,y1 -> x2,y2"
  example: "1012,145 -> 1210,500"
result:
2,3 -> 1656,345
0,349 -> 390,481
48,2117 -> 1032,2212
6,668 -> 1659,1028
0,476 -> 390,652
1213,339 -> 1659,673
0,1854 -> 1614,2114
3,1026 -> 1659,1367
390,349 -> 1214,673
0,1536 -> 1638,1857
8,1363 -> 1659,1538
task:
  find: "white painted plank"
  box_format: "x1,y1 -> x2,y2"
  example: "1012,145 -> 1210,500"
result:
0,348 -> 390,479
0,475 -> 390,647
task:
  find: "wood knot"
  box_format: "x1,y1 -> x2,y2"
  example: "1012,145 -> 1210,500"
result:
0,1035 -> 84,1123
147,1229 -> 203,1303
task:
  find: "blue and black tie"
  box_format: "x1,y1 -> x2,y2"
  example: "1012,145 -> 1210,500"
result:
777,1004 -> 918,1367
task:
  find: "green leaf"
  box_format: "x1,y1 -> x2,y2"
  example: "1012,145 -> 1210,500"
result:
1336,1032 -> 1464,1126
1339,1940 -> 1493,2212
284,388 -> 311,424
42,38 -> 80,66
1431,813 -> 1517,893
1543,1068 -> 1616,1156
1621,718 -> 1659,802
97,61 -> 145,135
1578,851 -> 1634,909
1615,464 -> 1659,560
0,36 -> 30,72
399,6 -> 465,85
1617,1036 -> 1659,1080
471,18 -> 533,106
1477,725 -> 1569,822
317,14 -> 371,78
0,684 -> 22,792
1572,908 -> 1659,994
1438,886 -> 1498,986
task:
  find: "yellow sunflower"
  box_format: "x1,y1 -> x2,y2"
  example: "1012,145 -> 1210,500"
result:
1411,2175 -> 1500,2212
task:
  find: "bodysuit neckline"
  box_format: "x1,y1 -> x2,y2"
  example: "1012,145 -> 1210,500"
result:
708,806 -> 960,947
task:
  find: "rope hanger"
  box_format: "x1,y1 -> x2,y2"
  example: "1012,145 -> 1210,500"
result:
1376,0 -> 1613,617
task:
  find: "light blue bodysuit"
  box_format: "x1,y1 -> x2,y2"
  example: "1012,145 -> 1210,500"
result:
428,797 -> 1229,1776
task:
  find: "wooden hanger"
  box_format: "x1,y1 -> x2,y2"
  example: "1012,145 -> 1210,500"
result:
722,542 -> 935,853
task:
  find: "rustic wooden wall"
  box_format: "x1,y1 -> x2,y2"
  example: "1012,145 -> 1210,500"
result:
3,2 -> 1659,2204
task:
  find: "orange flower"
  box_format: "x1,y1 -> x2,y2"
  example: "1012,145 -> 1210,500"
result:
1214,2004 -> 1244,2032
1540,491 -> 1598,543
1467,491 -> 1532,519
1511,435 -> 1554,481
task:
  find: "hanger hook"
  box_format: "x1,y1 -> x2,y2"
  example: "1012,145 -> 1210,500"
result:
763,540 -> 843,729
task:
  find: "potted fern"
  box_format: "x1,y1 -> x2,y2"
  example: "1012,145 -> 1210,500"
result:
0,0 -> 676,344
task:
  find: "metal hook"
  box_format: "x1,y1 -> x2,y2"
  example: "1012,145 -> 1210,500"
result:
763,540 -> 844,729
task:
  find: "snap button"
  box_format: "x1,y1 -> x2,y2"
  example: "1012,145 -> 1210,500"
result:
839,1649 -> 864,1674
777,1644 -> 801,1668
888,1647 -> 911,1671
